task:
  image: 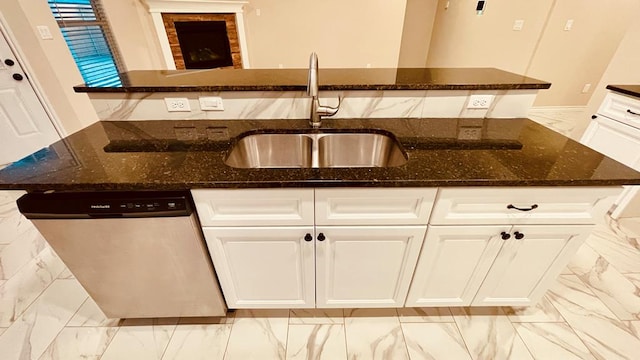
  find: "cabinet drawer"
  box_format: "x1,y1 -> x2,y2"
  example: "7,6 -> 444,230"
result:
598,92 -> 640,129
315,188 -> 437,225
430,187 -> 620,225
191,189 -> 314,226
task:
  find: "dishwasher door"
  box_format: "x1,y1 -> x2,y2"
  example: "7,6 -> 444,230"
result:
18,192 -> 227,319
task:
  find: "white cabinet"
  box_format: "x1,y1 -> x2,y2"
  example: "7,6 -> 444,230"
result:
472,225 -> 590,306
192,187 -> 435,309
201,226 -> 315,308
581,91 -> 640,218
193,186 -> 619,309
405,225 -> 507,307
407,186 -> 619,307
315,226 -> 426,308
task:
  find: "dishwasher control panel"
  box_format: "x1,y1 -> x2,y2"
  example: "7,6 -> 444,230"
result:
17,191 -> 192,219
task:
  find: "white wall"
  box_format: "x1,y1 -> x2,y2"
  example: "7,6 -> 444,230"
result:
0,0 -> 98,134
398,0 -> 438,67
426,0 -> 636,106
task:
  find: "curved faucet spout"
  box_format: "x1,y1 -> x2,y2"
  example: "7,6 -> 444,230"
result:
307,52 -> 339,128
307,52 -> 318,97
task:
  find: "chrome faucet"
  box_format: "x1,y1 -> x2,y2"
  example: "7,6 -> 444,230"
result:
307,52 -> 339,128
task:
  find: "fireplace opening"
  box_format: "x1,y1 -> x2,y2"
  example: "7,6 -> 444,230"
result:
174,21 -> 233,69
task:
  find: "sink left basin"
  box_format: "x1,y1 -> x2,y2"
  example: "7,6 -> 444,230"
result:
224,133 -> 314,168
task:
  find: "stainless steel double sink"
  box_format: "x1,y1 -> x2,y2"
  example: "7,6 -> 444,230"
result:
225,130 -> 407,168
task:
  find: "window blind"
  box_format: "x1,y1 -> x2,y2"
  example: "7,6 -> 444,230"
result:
48,0 -> 122,87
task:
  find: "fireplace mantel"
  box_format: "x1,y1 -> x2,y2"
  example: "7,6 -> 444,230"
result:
146,0 -> 250,69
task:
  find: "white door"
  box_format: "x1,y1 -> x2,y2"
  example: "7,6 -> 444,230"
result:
201,226 -> 316,309
472,225 -> 591,306
315,226 -> 426,308
0,30 -> 59,165
405,225 -> 507,307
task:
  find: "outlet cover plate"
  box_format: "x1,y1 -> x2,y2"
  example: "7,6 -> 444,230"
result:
467,95 -> 494,109
164,98 -> 191,112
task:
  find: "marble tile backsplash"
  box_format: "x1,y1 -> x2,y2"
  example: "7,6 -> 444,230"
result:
89,90 -> 538,121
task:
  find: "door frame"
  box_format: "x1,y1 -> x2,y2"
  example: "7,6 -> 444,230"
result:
0,12 -> 66,138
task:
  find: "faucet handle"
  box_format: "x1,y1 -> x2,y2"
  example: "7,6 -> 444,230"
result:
317,96 -> 341,117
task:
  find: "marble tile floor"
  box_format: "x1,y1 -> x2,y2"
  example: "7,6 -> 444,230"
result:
2,188 -> 640,359
1,111 -> 640,359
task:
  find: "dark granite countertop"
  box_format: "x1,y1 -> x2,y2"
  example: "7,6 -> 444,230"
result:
0,118 -> 638,191
607,85 -> 640,99
74,68 -> 551,93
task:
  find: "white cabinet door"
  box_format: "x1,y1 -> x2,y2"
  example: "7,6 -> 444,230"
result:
201,226 -> 315,308
581,117 -> 640,170
472,225 -> 591,306
405,225 -> 507,307
315,226 -> 426,308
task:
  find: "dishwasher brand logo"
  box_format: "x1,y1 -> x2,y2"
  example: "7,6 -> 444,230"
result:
90,204 -> 111,209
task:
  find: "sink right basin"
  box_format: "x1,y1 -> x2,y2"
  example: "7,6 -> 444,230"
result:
224,130 -> 407,168
317,133 -> 407,168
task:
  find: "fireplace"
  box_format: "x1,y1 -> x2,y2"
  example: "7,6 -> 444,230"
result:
162,13 -> 242,69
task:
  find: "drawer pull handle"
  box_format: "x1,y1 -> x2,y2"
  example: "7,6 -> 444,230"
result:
304,233 -> 313,242
507,204 -> 538,212
514,231 -> 525,240
500,232 -> 511,240
627,109 -> 640,116
317,233 -> 326,241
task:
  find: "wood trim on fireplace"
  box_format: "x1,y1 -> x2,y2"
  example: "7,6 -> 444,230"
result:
161,13 -> 243,70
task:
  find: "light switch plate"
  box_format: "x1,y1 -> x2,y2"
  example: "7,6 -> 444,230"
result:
199,96 -> 224,111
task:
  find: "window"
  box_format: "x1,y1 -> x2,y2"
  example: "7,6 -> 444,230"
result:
48,0 -> 122,87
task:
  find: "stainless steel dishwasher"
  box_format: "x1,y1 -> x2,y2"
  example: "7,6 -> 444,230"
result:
17,191 -> 227,318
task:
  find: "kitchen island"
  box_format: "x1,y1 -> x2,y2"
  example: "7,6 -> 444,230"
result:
2,65 -> 638,311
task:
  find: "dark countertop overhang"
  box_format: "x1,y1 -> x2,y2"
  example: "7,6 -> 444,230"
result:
607,85 -> 640,99
74,68 -> 551,93
0,118 -> 638,192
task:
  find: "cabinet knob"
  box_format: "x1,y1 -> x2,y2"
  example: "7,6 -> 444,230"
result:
12,73 -> 23,81
317,233 -> 326,241
4,59 -> 15,66
304,233 -> 313,242
514,231 -> 525,240
591,114 -> 597,119
500,231 -> 511,240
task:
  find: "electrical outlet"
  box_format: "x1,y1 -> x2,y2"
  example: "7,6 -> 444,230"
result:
164,98 -> 191,112
513,20 -> 524,31
467,95 -> 494,109
458,127 -> 482,140
199,96 -> 224,111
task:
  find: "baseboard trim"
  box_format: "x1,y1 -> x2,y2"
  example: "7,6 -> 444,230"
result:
529,106 -> 587,113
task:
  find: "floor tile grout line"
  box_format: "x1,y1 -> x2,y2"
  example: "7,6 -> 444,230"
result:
158,323 -> 178,360
220,311 -> 235,360
393,311 -> 411,360
283,311 -> 291,360
342,310 -> 349,360
97,326 -> 121,360
450,308 -> 477,360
